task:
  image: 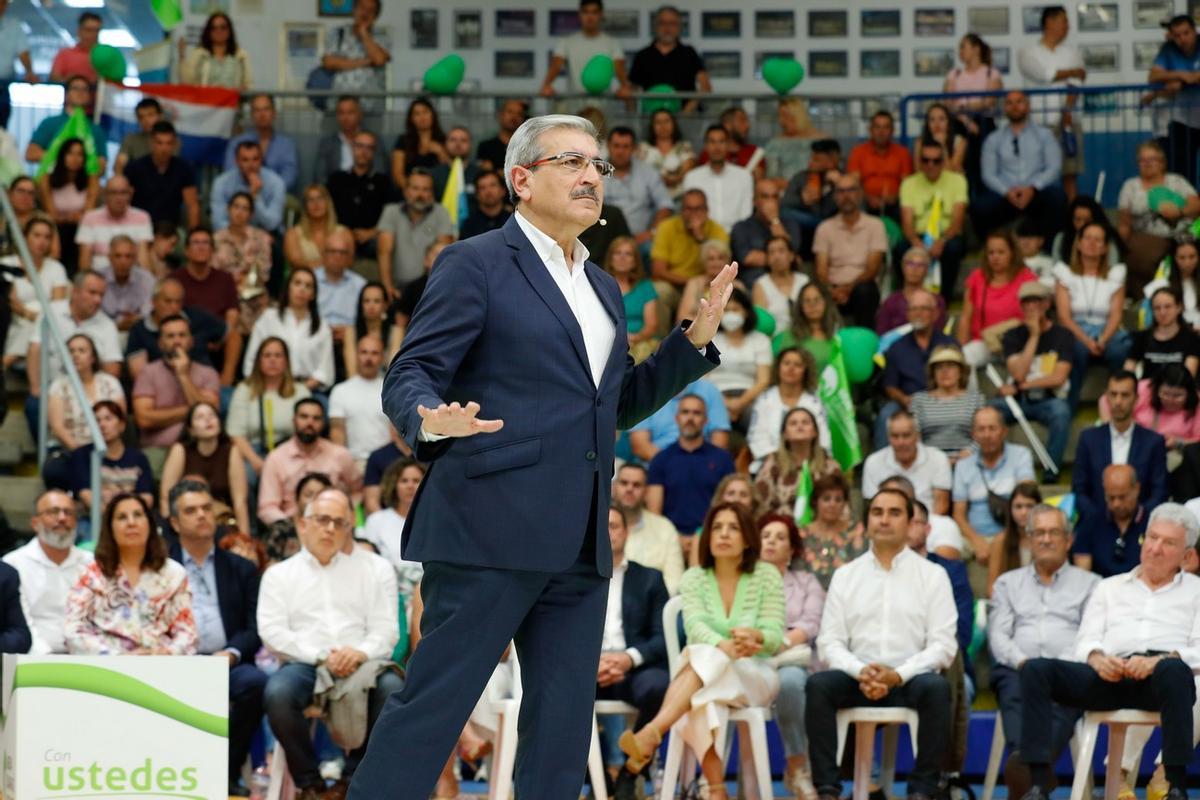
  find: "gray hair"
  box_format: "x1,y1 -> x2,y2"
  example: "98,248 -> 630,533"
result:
502,114 -> 598,201
167,478 -> 212,520
1025,503 -> 1071,535
1148,502 -> 1200,548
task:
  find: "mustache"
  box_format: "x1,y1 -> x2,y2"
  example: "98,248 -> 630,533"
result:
571,188 -> 599,201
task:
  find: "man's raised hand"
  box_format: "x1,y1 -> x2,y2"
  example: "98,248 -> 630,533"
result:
686,261 -> 739,348
417,401 -> 504,438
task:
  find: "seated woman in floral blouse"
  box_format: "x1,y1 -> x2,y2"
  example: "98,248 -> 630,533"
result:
64,493 -> 197,655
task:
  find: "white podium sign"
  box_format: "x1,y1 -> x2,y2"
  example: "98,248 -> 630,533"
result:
1,655 -> 228,799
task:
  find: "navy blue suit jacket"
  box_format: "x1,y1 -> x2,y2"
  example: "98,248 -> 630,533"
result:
169,543 -> 261,665
382,215 -> 717,577
621,561 -> 669,668
1071,424 -> 1168,517
0,562 -> 30,654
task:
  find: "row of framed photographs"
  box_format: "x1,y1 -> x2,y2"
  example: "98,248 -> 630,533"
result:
489,40 -> 1166,81
435,3 -> 1185,48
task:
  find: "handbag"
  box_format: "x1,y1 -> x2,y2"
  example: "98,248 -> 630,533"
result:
306,28 -> 344,110
977,461 -> 1009,526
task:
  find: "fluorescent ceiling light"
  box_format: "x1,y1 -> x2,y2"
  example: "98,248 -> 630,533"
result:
99,29 -> 138,49
60,0 -> 104,7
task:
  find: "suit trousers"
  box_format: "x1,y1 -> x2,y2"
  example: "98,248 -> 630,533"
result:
991,663 -> 1078,760
1019,657 -> 1196,768
229,663 -> 269,782
805,670 -> 950,796
348,488 -> 610,799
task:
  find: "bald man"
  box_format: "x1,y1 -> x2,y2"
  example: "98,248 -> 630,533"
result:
1072,464 -> 1146,577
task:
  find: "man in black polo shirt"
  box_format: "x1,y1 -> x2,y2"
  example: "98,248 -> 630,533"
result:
629,5 -> 711,113
327,130 -> 392,258
125,121 -> 201,229
459,170 -> 511,239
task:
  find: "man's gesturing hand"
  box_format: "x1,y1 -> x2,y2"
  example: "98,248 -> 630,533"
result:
685,261 -> 739,348
417,401 -> 504,438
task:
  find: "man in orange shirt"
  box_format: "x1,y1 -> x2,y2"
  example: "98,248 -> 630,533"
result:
847,111 -> 913,221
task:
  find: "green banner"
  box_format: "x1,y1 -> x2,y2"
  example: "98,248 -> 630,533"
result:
151,0 -> 184,31
36,108 -> 100,179
819,338 -> 862,472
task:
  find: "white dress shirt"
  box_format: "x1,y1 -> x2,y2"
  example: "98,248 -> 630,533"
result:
681,163 -> 754,232
818,546 -> 958,683
3,538 -> 92,654
1110,422 -> 1134,466
242,307 -> 336,389
257,546 -> 399,664
602,557 -> 644,667
1073,567 -> 1200,670
513,211 -> 616,387
860,443 -> 953,513
1017,39 -> 1084,122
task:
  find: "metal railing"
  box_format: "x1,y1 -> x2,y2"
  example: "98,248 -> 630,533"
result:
0,182 -> 103,536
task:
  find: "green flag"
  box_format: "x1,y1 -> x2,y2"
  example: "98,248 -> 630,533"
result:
792,461 -> 814,527
36,108 -> 100,179
819,338 -> 863,472
150,0 -> 183,31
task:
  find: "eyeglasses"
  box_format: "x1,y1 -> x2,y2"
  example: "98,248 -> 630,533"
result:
39,507 -> 76,518
308,514 -> 352,532
520,151 -> 615,177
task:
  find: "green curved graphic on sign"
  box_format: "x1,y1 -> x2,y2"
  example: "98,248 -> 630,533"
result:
35,794 -> 205,800
13,663 -> 227,737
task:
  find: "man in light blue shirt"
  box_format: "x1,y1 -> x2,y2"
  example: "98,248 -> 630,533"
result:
603,126 -> 673,240
974,90 -> 1066,243
628,378 -> 730,461
1150,15 -> 1200,184
951,406 -> 1036,555
223,94 -> 299,192
0,0 -> 33,127
315,226 -> 367,339
211,140 -> 286,233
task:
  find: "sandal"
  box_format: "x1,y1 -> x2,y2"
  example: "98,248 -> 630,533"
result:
618,727 -> 662,774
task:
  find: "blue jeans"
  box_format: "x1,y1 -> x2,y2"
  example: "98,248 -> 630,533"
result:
1068,322 -> 1131,411
992,395 -> 1072,471
264,662 -> 405,788
774,664 -> 810,757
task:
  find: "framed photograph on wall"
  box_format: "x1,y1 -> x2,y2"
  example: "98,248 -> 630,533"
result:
410,9 -> 438,49
317,0 -> 352,16
967,6 -> 1010,35
992,46 -> 1011,73
861,10 -> 901,36
914,8 -> 955,36
808,10 -> 848,37
754,50 -> 794,78
548,10 -> 580,37
1022,6 -> 1047,33
648,9 -> 690,37
603,10 -> 639,38
756,11 -> 795,38
860,49 -> 901,78
1081,43 -> 1120,72
914,47 -> 955,76
808,50 -> 849,78
1134,40 -> 1164,69
1077,3 -> 1119,32
495,9 -> 536,37
1133,1 -> 1175,28
281,23 -> 323,90
453,10 -> 482,48
701,11 -> 741,38
704,51 -> 741,79
495,50 -> 535,78
1192,0 -> 1200,24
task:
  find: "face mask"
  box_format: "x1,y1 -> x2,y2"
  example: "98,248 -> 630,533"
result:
721,312 -> 745,332
38,527 -> 75,550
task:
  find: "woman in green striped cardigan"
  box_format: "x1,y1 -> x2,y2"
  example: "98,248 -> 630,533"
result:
619,501 -> 787,799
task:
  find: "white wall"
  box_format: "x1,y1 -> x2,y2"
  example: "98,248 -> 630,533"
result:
204,1 -> 1178,96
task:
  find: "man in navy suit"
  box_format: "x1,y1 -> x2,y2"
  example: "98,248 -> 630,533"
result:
1072,370 -> 1168,518
166,479 -> 267,795
350,114 -> 735,798
600,504 -> 670,799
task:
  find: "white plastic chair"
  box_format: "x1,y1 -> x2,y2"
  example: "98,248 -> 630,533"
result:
1069,710 -> 1158,800
589,700 -> 641,800
834,707 -> 920,800
982,710 -> 1089,800
657,595 -> 775,800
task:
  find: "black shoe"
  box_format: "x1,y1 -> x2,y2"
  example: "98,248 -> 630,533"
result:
228,780 -> 248,798
818,792 -> 843,800
1018,788 -> 1049,800
1042,471 -> 1061,485
907,794 -> 932,800
613,769 -> 639,800
871,790 -> 888,800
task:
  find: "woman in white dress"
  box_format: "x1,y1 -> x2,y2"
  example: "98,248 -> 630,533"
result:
241,267 -> 334,392
3,215 -> 68,368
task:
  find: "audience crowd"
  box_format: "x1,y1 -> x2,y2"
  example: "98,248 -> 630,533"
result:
5,1 -> 1200,798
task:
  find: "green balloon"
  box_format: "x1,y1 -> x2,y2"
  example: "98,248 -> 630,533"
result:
423,54 -> 465,95
641,83 -> 681,114
580,55 -> 614,96
753,305 -> 776,336
882,216 -> 904,250
836,326 -> 881,384
90,44 -> 127,83
762,57 -> 805,95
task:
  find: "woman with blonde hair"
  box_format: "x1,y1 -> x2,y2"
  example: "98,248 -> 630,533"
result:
226,337 -> 312,478
284,184 -> 338,270
746,347 -> 830,474
677,239 -> 744,325
604,235 -> 659,360
765,98 -> 828,190
711,473 -> 755,512
754,407 -> 839,518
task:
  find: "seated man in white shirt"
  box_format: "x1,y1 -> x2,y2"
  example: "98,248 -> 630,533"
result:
862,411 -> 952,515
258,488 -> 402,798
329,335 -> 391,470
1016,503 -> 1200,800
807,488 -> 957,800
987,503 -> 1099,798
3,489 -> 92,653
